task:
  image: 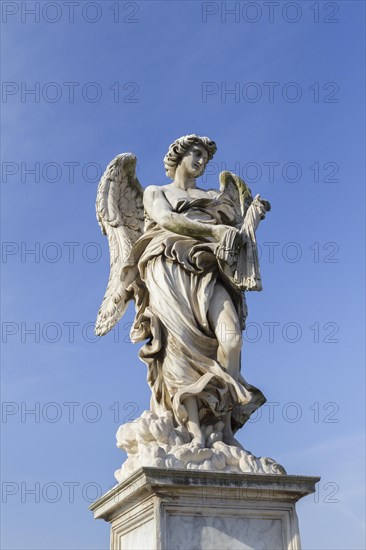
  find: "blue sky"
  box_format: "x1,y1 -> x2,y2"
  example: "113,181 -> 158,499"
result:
1,1 -> 365,549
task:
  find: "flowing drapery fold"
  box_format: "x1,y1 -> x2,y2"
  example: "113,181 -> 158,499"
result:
122,194 -> 265,432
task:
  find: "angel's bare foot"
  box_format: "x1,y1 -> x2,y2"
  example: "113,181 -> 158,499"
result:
184,396 -> 205,448
188,422 -> 205,448
222,432 -> 244,450
191,433 -> 205,448
223,412 -> 244,449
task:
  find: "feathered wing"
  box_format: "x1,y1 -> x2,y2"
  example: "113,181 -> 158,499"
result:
95,153 -> 144,336
218,170 -> 270,294
219,170 -> 253,226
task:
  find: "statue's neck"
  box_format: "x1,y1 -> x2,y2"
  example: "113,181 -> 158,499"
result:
173,175 -> 196,190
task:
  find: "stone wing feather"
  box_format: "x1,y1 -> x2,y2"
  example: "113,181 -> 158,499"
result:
219,170 -> 253,226
95,153 -> 144,336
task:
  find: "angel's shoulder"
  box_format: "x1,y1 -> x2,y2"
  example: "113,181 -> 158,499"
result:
145,183 -> 170,192
144,184 -> 158,193
206,188 -> 220,197
193,186 -> 219,197
143,185 -> 167,206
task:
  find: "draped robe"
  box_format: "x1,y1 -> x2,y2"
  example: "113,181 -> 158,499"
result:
122,192 -> 265,433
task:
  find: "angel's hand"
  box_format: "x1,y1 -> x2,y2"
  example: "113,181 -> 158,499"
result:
253,194 -> 271,219
259,198 -> 271,212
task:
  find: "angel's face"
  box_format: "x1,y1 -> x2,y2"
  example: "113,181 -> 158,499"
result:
178,144 -> 209,178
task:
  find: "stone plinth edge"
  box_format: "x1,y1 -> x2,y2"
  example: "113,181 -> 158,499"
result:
90,467 -> 319,521
90,468 -> 320,550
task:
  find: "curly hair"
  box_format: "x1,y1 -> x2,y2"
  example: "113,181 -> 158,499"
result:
163,134 -> 217,179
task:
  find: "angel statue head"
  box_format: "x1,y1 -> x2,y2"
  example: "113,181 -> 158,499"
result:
163,134 -> 217,179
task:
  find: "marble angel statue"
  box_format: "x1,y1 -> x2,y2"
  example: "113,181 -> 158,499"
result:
95,134 -> 285,478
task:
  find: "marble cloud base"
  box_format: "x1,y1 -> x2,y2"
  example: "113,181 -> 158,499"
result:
90,467 -> 319,550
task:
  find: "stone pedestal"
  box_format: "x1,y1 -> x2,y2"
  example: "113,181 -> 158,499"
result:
90,467 -> 319,550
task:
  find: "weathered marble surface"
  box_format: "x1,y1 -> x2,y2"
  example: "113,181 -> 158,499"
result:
92,136 -> 319,549
90,467 -> 320,550
115,410 -> 285,482
167,515 -> 283,549
95,135 -> 282,475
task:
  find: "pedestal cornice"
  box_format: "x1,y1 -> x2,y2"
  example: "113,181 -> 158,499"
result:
90,467 -> 320,522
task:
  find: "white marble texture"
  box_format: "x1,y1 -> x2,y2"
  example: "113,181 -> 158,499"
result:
90,467 -> 320,550
119,518 -> 155,550
95,136 -> 276,466
166,513 -> 284,550
115,410 -> 285,482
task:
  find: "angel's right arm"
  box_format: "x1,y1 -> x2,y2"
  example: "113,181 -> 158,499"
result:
144,185 -> 218,239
